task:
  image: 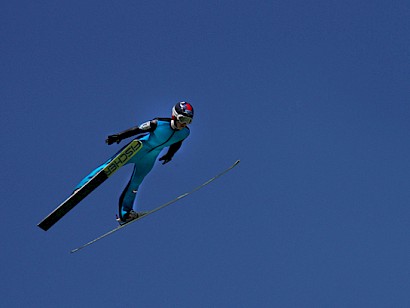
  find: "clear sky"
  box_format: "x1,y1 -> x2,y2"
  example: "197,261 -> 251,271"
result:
2,0 -> 410,307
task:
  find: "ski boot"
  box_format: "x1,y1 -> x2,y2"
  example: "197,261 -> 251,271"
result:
116,210 -> 147,226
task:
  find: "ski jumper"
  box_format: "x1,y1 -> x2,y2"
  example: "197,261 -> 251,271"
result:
74,118 -> 190,218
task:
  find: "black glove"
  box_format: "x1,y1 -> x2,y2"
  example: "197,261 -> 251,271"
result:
106,134 -> 121,145
159,154 -> 172,165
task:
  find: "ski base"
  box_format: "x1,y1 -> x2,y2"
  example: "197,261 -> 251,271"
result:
70,160 -> 240,253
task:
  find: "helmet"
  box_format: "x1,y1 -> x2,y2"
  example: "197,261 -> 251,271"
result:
172,102 -> 194,124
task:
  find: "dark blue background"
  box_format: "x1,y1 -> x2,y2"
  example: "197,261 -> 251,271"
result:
2,0 -> 410,307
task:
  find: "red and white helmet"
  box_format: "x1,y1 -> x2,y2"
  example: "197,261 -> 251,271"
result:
172,102 -> 194,124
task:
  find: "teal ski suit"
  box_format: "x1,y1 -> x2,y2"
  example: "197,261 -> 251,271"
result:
75,118 -> 190,219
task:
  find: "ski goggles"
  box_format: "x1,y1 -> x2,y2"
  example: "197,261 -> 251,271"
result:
176,114 -> 193,124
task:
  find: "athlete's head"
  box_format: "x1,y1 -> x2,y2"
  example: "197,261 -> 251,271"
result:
171,102 -> 194,130
172,102 -> 194,125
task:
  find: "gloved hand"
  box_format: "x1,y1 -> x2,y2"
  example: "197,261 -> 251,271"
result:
159,154 -> 172,165
106,134 -> 121,145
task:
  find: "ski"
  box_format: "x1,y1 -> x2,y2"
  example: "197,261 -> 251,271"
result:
70,159 -> 240,253
38,140 -> 143,231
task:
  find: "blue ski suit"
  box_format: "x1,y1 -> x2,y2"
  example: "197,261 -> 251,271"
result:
75,118 -> 190,218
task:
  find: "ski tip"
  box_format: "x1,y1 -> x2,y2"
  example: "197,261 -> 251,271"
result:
234,160 -> 240,166
37,222 -> 50,231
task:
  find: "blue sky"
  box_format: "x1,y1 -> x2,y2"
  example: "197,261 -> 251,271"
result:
2,0 -> 410,307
